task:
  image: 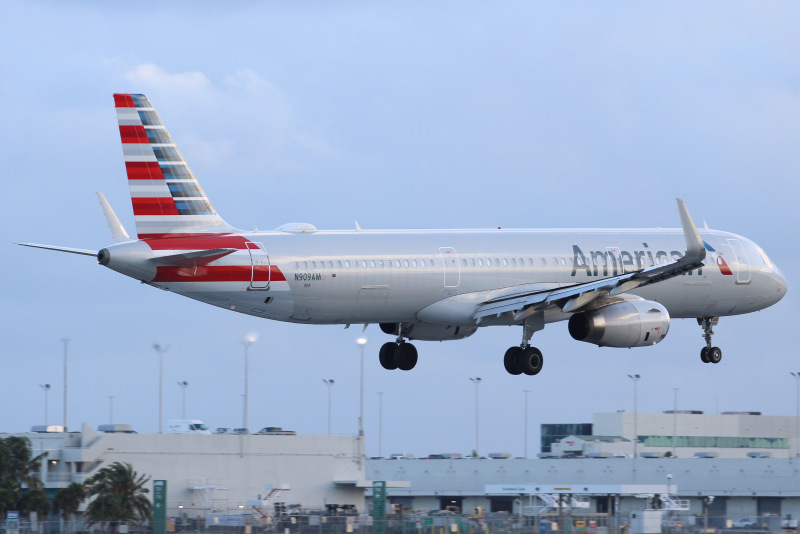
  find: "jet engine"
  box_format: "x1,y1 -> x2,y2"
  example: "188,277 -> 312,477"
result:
379,322 -> 478,341
567,300 -> 670,348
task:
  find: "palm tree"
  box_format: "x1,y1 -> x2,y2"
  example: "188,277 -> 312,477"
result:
53,482 -> 86,533
83,462 -> 152,531
0,436 -> 48,516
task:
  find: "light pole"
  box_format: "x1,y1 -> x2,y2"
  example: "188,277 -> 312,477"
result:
378,392 -> 384,457
323,379 -> 335,435
672,388 -> 679,457
40,384 -> 51,425
791,372 -> 800,457
154,344 -> 168,433
523,389 -> 530,459
178,381 -> 189,419
108,396 -> 114,424
243,334 -> 257,432
628,374 -> 640,473
62,338 -> 69,431
357,338 -> 367,437
469,377 -> 482,456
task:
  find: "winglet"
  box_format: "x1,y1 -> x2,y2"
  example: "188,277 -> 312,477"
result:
97,192 -> 131,242
677,198 -> 705,262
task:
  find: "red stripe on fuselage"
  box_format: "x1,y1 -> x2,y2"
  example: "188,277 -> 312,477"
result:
132,197 -> 180,216
125,162 -> 164,180
153,265 -> 286,283
114,94 -> 135,107
143,234 -> 251,250
119,125 -> 149,144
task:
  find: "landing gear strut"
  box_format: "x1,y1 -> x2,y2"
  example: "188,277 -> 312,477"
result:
379,326 -> 418,371
504,320 -> 544,376
698,317 -> 722,364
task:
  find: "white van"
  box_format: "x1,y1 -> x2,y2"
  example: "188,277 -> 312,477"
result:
167,419 -> 211,434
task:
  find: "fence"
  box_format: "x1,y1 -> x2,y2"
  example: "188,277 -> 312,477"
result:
0,512 -> 795,534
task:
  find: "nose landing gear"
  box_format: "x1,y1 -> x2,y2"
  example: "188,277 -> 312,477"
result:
698,317 -> 722,364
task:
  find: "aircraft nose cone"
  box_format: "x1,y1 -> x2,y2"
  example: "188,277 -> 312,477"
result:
768,265 -> 788,305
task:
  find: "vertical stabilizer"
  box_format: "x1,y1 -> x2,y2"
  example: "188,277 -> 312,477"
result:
114,94 -> 238,238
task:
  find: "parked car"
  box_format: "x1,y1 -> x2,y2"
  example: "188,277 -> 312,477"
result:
731,518 -> 756,529
214,427 -> 232,434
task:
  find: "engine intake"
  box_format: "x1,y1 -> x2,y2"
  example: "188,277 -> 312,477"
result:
568,300 -> 670,348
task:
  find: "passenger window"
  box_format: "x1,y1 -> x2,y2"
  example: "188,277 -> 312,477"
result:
561,258 -> 566,266
503,258 -> 508,266
487,259 -> 492,267
337,260 -> 342,268
462,259 -> 467,266
511,258 -> 516,266
396,260 -> 401,268
519,258 -> 524,266
319,261 -> 324,269
470,258 -> 475,267
362,260 -> 367,268
413,259 -> 418,267
404,259 -> 409,267
378,260 -> 384,268
303,261 -> 308,269
541,258 -> 546,267
370,260 -> 376,268
294,261 -> 299,269
345,260 -> 350,268
421,259 -> 426,267
478,259 -> 484,267
528,258 -> 533,266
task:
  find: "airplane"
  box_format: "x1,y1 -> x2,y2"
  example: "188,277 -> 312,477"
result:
18,94 -> 788,376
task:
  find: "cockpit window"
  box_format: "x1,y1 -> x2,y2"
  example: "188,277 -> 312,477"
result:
757,247 -> 774,268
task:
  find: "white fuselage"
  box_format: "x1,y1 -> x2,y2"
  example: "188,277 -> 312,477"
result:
140,227 -> 785,329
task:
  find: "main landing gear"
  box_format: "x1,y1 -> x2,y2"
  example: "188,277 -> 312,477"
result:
698,317 -> 722,364
503,345 -> 544,375
503,320 -> 544,376
379,327 -> 419,371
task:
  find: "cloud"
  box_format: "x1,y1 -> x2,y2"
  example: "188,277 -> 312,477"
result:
126,63 -> 211,96
122,64 -> 338,171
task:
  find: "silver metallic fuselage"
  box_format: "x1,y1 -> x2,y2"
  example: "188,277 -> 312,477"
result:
153,227 -> 786,329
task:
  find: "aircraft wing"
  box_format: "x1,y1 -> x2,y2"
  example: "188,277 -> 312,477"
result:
473,198 -> 706,321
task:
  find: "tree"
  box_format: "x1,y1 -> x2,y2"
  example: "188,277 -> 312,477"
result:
83,462 -> 152,530
53,482 -> 86,530
0,436 -> 47,515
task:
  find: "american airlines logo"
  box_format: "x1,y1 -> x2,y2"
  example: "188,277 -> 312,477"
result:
571,244 -> 696,277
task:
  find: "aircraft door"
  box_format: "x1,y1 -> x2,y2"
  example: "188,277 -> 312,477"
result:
246,242 -> 270,289
439,247 -> 460,288
727,239 -> 751,284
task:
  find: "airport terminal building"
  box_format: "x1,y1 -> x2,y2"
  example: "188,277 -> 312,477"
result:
4,410 -> 800,531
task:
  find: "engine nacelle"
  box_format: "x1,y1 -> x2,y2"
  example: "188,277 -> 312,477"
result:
568,300 -> 670,348
379,322 -> 478,341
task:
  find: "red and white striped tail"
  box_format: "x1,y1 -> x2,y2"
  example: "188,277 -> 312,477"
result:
114,94 -> 237,239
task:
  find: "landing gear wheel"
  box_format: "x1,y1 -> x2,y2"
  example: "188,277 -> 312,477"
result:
700,347 -> 710,363
517,347 -> 543,376
504,347 -> 523,375
394,343 -> 418,371
708,347 -> 722,364
379,342 -> 398,370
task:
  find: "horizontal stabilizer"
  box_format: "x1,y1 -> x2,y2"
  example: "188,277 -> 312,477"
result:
16,243 -> 97,257
153,248 -> 237,267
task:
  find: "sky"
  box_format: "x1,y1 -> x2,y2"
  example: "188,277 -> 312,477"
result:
2,1 -> 799,461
